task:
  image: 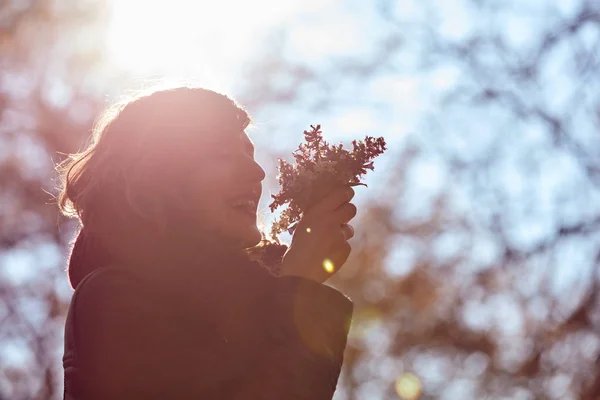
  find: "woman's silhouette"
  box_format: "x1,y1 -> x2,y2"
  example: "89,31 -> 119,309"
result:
58,87 -> 356,399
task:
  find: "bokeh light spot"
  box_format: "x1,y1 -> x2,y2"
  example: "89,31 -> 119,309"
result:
323,258 -> 334,273
395,373 -> 422,400
306,227 -> 311,233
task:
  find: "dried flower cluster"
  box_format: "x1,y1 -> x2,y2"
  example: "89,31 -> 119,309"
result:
269,124 -> 387,242
246,125 -> 386,276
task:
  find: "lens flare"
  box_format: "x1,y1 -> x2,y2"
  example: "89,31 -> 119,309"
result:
395,373 -> 422,400
323,258 -> 335,273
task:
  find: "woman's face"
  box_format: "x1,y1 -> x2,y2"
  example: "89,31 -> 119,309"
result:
187,129 -> 266,249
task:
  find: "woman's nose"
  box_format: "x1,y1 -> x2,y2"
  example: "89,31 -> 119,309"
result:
244,159 -> 266,182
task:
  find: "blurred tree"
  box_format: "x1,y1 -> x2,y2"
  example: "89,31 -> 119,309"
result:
240,0 -> 600,399
0,1 -> 107,398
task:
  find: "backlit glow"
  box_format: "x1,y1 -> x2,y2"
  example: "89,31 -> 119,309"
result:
105,0 -> 311,90
395,373 -> 422,400
323,258 -> 334,273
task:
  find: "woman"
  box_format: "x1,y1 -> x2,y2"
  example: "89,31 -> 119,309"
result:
58,87 -> 357,399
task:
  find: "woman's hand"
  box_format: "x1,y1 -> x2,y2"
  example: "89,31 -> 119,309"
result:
280,186 -> 357,283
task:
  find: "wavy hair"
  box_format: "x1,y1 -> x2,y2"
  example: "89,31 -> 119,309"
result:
56,86 -> 287,286
57,86 -> 251,234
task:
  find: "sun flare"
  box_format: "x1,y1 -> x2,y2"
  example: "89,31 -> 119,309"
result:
323,258 -> 335,273
105,0 -> 307,89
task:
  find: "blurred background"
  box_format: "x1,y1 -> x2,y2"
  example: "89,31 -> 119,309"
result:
1,0 -> 600,399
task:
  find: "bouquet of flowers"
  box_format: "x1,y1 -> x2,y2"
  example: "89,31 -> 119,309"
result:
246,124 -> 386,275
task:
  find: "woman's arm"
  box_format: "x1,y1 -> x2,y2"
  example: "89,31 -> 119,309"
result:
241,273 -> 354,399
73,266 -> 353,400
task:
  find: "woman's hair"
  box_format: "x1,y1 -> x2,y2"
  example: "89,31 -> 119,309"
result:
57,86 -> 251,234
57,85 -> 287,287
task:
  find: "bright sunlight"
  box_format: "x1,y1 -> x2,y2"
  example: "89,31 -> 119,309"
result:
105,0 -> 314,89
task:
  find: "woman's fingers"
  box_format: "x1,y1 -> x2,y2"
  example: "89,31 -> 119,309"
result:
303,202 -> 357,240
306,186 -> 355,217
341,224 -> 354,240
334,202 -> 357,224
282,186 -> 357,283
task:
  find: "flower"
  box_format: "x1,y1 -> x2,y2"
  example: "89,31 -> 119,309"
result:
268,124 -> 387,241
245,124 -> 386,276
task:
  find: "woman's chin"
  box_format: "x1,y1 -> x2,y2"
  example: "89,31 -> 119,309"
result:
219,211 -> 263,248
242,229 -> 262,248
228,226 -> 262,249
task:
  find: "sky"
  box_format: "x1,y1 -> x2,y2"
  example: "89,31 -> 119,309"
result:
2,0 -> 599,398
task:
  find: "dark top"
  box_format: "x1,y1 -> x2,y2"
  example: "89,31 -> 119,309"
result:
62,260 -> 353,399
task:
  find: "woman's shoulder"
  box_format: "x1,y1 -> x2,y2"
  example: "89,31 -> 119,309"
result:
69,266 -> 153,319
64,268 -> 154,363
74,266 -> 143,296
